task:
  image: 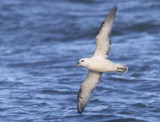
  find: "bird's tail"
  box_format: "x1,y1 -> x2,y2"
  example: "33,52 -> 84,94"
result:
116,64 -> 128,73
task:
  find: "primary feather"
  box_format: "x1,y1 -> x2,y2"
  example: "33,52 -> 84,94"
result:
94,5 -> 117,59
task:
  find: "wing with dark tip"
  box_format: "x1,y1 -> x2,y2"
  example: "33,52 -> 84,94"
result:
93,6 -> 117,59
77,71 -> 102,114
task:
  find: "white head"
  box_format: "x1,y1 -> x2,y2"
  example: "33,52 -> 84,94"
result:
76,58 -> 89,67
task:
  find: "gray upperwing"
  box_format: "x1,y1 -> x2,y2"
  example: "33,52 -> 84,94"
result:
77,71 -> 102,114
93,5 -> 117,59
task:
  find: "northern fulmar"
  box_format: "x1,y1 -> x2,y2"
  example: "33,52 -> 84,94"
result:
76,5 -> 128,114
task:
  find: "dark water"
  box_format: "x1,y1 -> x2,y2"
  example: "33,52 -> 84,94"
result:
0,0 -> 160,121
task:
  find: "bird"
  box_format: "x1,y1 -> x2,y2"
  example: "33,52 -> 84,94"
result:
76,5 -> 128,114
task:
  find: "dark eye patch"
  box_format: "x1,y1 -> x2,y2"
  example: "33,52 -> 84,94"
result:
81,60 -> 84,62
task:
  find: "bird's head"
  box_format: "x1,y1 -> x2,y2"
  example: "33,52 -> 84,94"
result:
76,58 -> 89,67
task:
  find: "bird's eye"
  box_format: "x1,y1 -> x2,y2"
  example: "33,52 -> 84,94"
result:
81,60 -> 84,62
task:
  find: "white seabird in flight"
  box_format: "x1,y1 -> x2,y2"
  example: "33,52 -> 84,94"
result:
76,6 -> 128,114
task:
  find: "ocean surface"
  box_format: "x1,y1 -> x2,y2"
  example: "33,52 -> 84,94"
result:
0,0 -> 160,122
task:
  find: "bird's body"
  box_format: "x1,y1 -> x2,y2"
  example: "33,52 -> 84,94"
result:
80,57 -> 126,73
76,6 -> 128,114
87,57 -> 117,72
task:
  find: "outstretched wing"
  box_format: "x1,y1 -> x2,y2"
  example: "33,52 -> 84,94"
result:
77,71 -> 102,114
93,6 -> 117,59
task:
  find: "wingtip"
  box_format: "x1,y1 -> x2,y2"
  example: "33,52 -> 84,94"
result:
113,5 -> 118,9
78,109 -> 83,114
106,5 -> 118,19
78,108 -> 83,115
111,5 -> 118,11
77,101 -> 85,114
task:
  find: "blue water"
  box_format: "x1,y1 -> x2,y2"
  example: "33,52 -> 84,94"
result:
0,0 -> 160,122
